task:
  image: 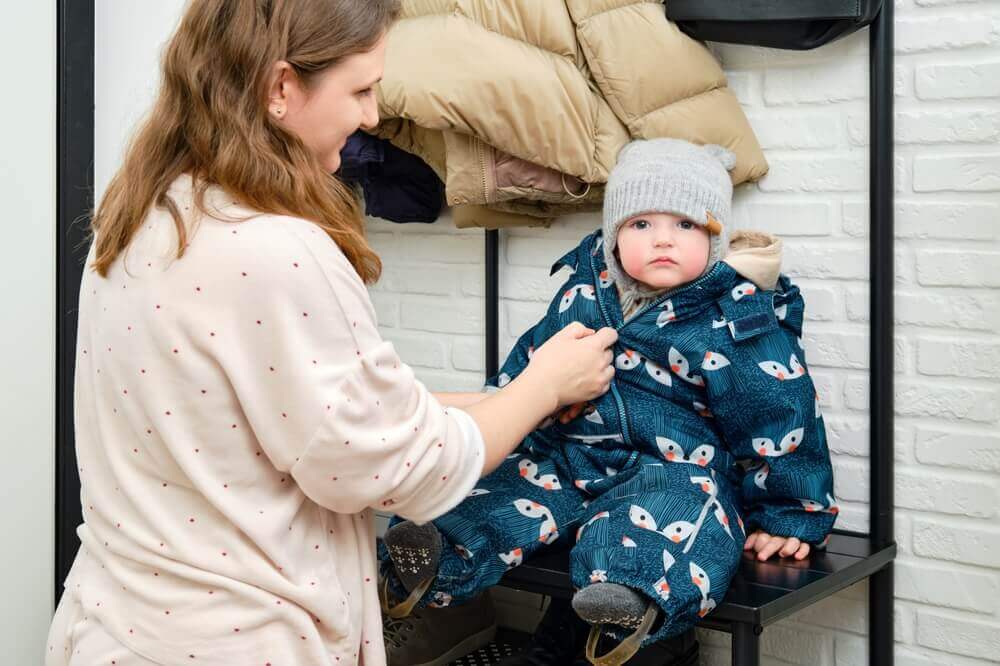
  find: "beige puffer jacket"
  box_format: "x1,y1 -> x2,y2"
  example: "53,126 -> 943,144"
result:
374,0 -> 768,228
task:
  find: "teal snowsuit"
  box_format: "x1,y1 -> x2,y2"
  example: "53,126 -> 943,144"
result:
380,230 -> 836,642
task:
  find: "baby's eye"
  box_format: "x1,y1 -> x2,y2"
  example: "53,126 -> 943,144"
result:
357,88 -> 373,97
631,219 -> 650,230
678,220 -> 695,230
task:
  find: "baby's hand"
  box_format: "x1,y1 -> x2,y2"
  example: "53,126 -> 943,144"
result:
744,531 -> 811,561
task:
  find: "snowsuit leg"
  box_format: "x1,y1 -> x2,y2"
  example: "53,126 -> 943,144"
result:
570,459 -> 745,643
380,435 -> 585,607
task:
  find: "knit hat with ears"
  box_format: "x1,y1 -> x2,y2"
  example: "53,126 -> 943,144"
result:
602,138 -> 736,300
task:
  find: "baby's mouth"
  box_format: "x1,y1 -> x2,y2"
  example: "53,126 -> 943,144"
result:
650,257 -> 677,266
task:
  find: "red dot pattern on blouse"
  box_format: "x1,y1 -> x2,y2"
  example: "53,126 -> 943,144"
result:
82,237 -> 480,662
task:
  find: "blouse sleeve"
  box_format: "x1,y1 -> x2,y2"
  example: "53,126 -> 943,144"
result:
209,216 -> 485,523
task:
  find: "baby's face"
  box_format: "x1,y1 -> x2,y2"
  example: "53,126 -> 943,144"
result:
616,212 -> 710,291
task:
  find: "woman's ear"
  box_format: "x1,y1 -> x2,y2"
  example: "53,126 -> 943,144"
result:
266,61 -> 293,120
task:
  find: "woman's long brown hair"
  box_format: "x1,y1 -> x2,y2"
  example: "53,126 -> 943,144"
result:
91,0 -> 400,283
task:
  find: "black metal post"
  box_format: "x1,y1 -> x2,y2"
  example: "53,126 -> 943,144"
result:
485,229 -> 500,378
732,623 -> 761,666
55,0 -> 95,607
868,1 -> 895,664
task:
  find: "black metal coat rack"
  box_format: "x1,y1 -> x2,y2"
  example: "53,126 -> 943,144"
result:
483,5 -> 896,665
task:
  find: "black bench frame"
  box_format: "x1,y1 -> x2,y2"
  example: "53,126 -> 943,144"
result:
481,5 -> 896,665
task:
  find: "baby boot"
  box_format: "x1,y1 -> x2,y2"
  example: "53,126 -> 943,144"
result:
381,520 -> 442,618
572,583 -> 660,665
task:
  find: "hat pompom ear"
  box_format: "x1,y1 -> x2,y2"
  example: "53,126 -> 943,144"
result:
703,144 -> 737,171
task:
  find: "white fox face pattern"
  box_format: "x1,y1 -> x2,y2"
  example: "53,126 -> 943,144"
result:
758,353 -> 806,381
644,358 -> 673,386
558,283 -> 596,313
499,548 -> 523,570
615,349 -> 643,370
616,350 -> 673,387
689,562 -> 717,617
731,282 -> 757,301
657,300 -> 676,327
598,270 -> 613,289
751,462 -> 769,490
701,351 -> 731,371
669,347 -> 705,387
690,475 -> 717,496
800,493 -> 839,515
584,407 -> 604,424
753,427 -> 805,457
517,458 -> 562,491
628,504 -> 696,543
655,437 -> 715,467
513,499 -> 559,543
652,550 -> 677,600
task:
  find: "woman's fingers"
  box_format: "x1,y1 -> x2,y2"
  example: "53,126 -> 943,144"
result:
795,543 -> 811,560
591,326 -> 618,349
563,321 -> 594,339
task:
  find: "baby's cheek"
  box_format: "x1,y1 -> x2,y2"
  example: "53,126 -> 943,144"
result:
682,253 -> 709,280
616,244 -> 645,278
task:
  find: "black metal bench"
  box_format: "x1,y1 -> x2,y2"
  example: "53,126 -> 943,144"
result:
481,5 -> 898,663
497,531 -> 895,665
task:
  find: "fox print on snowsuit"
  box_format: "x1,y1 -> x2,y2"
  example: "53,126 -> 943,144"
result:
379,230 -> 836,643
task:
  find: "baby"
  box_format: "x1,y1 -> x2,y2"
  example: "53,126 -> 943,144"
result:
380,139 -> 837,663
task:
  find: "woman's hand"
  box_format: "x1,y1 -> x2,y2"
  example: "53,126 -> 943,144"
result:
744,530 -> 811,561
520,322 -> 617,410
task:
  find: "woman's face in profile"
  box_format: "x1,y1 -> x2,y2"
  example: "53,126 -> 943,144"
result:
272,35 -> 387,172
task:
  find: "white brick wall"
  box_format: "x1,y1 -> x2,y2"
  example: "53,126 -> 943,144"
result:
368,3 -> 1000,663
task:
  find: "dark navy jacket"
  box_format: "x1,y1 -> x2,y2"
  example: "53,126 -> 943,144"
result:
486,230 -> 837,544
338,131 -> 444,224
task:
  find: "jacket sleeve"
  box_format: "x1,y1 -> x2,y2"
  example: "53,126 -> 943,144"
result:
702,278 -> 836,544
211,216 -> 485,523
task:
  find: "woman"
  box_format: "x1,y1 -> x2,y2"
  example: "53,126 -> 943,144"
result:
46,1 -> 617,664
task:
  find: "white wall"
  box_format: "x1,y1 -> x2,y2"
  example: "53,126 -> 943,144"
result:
95,0 -> 185,199
95,1 -> 1000,664
0,1 -> 56,662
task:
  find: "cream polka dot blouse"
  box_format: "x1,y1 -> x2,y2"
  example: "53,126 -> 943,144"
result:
61,175 -> 485,665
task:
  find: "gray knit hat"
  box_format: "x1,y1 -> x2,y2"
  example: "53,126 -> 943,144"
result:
603,138 -> 736,295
